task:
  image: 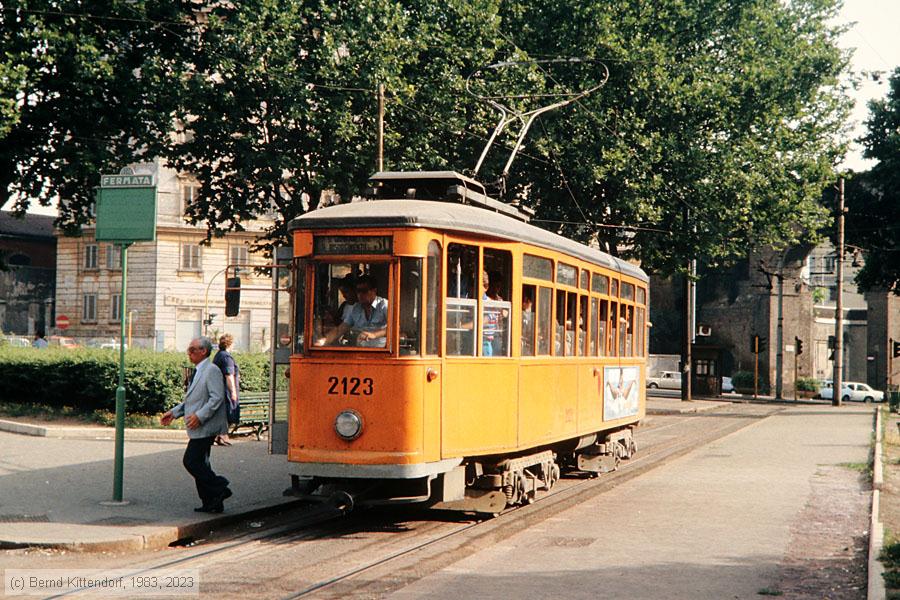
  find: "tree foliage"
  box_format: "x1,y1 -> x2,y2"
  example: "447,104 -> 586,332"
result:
1,0 -> 853,276
499,0 -> 852,274
0,1 -> 193,230
846,68 -> 900,294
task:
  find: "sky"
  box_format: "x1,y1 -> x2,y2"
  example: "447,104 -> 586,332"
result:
15,0 -> 900,217
836,0 -> 900,172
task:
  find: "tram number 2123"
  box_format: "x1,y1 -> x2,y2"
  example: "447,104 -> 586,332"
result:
327,376 -> 374,396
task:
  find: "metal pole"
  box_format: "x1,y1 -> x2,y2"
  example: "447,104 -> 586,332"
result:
681,207 -> 693,402
775,262 -> 784,399
833,178 -> 845,407
376,83 -> 384,172
754,336 -> 759,399
113,243 -> 129,502
794,344 -> 799,401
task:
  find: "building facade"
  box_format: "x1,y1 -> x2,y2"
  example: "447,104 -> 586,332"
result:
54,161 -> 274,351
0,211 -> 56,336
649,241 -> 877,394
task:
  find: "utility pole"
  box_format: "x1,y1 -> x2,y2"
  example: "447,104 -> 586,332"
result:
376,83 -> 385,172
681,206 -> 693,402
832,177 -> 845,407
775,256 -> 784,400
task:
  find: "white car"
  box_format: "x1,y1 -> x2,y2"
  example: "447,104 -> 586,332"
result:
647,371 -> 681,390
818,381 -> 884,403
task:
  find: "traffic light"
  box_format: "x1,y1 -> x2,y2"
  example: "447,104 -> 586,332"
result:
224,276 -> 242,317
795,336 -> 803,355
894,339 -> 900,358
750,334 -> 767,354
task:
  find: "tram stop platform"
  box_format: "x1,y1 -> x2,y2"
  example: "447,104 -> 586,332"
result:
0,424 -> 297,552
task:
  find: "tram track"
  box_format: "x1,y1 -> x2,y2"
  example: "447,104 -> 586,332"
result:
49,404 -> 778,599
283,404 -> 779,599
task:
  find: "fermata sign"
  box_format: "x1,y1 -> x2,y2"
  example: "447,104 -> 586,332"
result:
95,174 -> 157,242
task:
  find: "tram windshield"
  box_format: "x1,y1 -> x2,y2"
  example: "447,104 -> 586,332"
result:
312,262 -> 391,349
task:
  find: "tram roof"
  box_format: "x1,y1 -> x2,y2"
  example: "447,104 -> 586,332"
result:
288,199 -> 648,283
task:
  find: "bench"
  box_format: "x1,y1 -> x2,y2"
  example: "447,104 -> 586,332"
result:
230,392 -> 269,440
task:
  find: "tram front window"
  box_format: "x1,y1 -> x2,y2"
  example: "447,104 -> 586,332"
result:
312,262 -> 390,348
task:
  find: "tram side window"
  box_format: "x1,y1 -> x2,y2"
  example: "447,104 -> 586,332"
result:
609,300 -> 618,356
579,295 -> 588,356
624,304 -> 634,356
598,299 -> 608,356
312,262 -> 390,348
521,285 -> 536,356
482,248 -> 512,357
399,258 -> 422,356
589,297 -> 599,356
555,290 -> 565,355
425,241 -> 441,356
636,307 -> 645,357
618,303 -> 628,356
537,286 -> 552,355
446,243 -> 478,356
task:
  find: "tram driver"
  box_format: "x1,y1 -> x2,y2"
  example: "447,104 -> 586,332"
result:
315,275 -> 388,348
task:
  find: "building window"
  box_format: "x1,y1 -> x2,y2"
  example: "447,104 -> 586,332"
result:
106,244 -> 122,270
110,293 -> 122,321
84,244 -> 98,270
8,253 -> 30,266
181,244 -> 201,270
181,183 -> 198,216
83,293 -> 97,322
230,245 -> 248,274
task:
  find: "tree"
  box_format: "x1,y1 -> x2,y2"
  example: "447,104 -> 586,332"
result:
0,1 -> 194,231
846,68 -> 900,294
158,0 -> 522,254
498,0 -> 852,275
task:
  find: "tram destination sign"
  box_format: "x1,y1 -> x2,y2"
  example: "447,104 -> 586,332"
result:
314,235 -> 392,255
95,173 -> 157,242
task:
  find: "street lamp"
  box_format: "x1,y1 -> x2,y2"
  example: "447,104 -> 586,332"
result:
204,266 -> 229,335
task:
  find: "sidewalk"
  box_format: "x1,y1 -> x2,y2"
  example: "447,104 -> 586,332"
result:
393,404 -> 876,600
0,428 -> 297,552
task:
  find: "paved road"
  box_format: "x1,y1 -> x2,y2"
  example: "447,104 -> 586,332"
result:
391,405 -> 872,600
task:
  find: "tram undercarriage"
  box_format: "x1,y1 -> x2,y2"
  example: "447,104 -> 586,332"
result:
286,426 -> 637,515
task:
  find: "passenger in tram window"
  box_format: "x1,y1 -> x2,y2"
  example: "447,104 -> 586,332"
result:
521,291 -> 535,356
482,271 -> 509,356
315,275 -> 388,348
328,274 -> 357,326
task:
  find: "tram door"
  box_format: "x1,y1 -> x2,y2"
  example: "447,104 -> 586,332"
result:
269,246 -> 293,455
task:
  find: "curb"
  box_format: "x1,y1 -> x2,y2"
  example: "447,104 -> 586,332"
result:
868,407 -> 886,600
0,418 -> 186,442
646,401 -> 729,415
0,498 -> 306,553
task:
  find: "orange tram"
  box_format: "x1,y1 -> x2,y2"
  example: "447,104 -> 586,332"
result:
282,171 -> 648,513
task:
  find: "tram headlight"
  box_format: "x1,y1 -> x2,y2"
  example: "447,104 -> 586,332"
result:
334,410 -> 363,441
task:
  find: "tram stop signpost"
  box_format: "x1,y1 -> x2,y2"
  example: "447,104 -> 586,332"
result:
95,173 -> 157,503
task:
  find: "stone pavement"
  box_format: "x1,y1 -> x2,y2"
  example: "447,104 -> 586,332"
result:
0,429 -> 296,552
392,405 -> 875,600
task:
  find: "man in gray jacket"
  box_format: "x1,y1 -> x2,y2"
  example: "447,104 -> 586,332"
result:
161,336 -> 232,513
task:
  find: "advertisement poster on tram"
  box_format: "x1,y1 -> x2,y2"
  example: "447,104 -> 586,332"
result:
604,366 -> 639,420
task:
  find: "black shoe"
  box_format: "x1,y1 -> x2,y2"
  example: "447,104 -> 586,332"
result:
194,502 -> 223,514
220,487 -> 233,501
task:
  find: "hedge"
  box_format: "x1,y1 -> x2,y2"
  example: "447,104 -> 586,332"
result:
0,348 -> 271,415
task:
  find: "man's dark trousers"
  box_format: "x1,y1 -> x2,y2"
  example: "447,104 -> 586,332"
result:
182,436 -> 230,507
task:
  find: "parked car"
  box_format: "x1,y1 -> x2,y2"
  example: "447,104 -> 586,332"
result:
818,381 -> 884,403
721,376 -> 734,394
647,371 -> 681,390
48,335 -> 80,349
2,335 -> 30,348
